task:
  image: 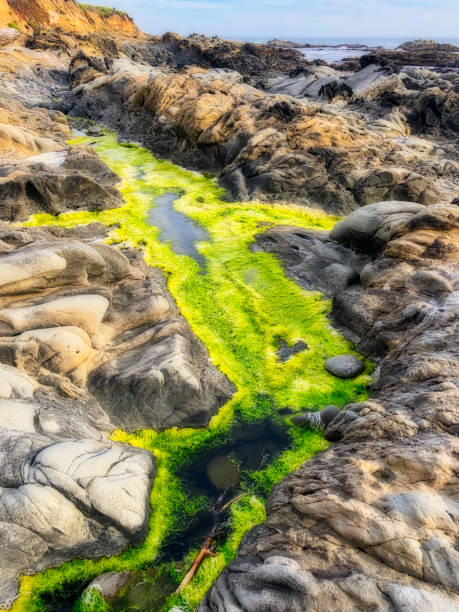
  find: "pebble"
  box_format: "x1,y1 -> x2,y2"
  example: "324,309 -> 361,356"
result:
325,354 -> 364,378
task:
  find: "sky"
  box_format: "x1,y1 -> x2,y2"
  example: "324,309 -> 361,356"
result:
83,0 -> 459,41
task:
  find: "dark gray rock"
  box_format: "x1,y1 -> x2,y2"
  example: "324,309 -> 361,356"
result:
291,405 -> 340,429
0,146 -> 122,221
324,355 -> 365,378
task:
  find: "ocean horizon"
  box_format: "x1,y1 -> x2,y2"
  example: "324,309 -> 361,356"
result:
227,36 -> 459,48
223,36 -> 459,64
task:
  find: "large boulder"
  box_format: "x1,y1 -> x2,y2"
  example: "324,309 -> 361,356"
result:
330,201 -> 426,253
0,146 -> 123,221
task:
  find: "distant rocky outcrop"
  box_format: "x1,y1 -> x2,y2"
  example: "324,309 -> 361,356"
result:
149,32 -> 310,79
68,57 -> 457,214
267,39 -> 306,49
344,42 -> 459,72
398,39 -> 459,52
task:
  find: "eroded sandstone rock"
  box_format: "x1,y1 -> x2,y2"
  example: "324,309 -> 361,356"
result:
0,145 -> 123,221
0,223 -> 234,430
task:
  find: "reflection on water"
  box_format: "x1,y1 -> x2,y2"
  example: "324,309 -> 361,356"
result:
148,192 -> 209,269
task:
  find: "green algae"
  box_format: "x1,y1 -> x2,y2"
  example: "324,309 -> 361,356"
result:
78,4 -> 128,19
12,131 -> 372,612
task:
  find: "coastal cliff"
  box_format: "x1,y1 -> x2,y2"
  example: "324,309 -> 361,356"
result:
0,0 -> 143,39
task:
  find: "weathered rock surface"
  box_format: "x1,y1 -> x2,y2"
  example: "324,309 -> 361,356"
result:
0,223 -> 234,431
201,200 -> 459,611
267,62 -> 405,102
0,145 -> 122,220
68,59 -> 457,214
0,221 -> 233,606
1,17 -> 455,215
0,374 -> 155,607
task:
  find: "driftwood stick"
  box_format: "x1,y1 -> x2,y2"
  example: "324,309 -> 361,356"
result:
219,493 -> 244,513
174,492 -> 243,594
175,534 -> 217,593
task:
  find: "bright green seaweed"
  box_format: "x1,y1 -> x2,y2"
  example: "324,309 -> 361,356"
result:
12,131 -> 371,612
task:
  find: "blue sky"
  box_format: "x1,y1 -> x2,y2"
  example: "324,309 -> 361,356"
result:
85,0 -> 459,40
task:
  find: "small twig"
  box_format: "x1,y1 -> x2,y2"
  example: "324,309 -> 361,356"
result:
174,490 -> 245,593
219,493 -> 244,513
175,535 -> 216,593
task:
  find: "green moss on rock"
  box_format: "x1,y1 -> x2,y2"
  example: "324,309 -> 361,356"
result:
11,130 -> 372,612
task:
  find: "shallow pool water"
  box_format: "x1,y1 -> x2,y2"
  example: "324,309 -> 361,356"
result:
148,192 -> 209,268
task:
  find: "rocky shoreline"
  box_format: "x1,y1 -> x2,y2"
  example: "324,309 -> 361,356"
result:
201,203 -> 459,611
0,0 -> 458,610
267,38 -> 459,72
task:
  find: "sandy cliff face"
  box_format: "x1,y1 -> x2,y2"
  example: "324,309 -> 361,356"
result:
0,0 -> 143,39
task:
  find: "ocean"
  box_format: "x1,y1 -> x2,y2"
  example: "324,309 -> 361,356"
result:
228,37 -> 459,64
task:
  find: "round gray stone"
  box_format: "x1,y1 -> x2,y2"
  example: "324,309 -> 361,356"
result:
206,456 -> 240,490
325,355 -> 364,378
85,571 -> 130,602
